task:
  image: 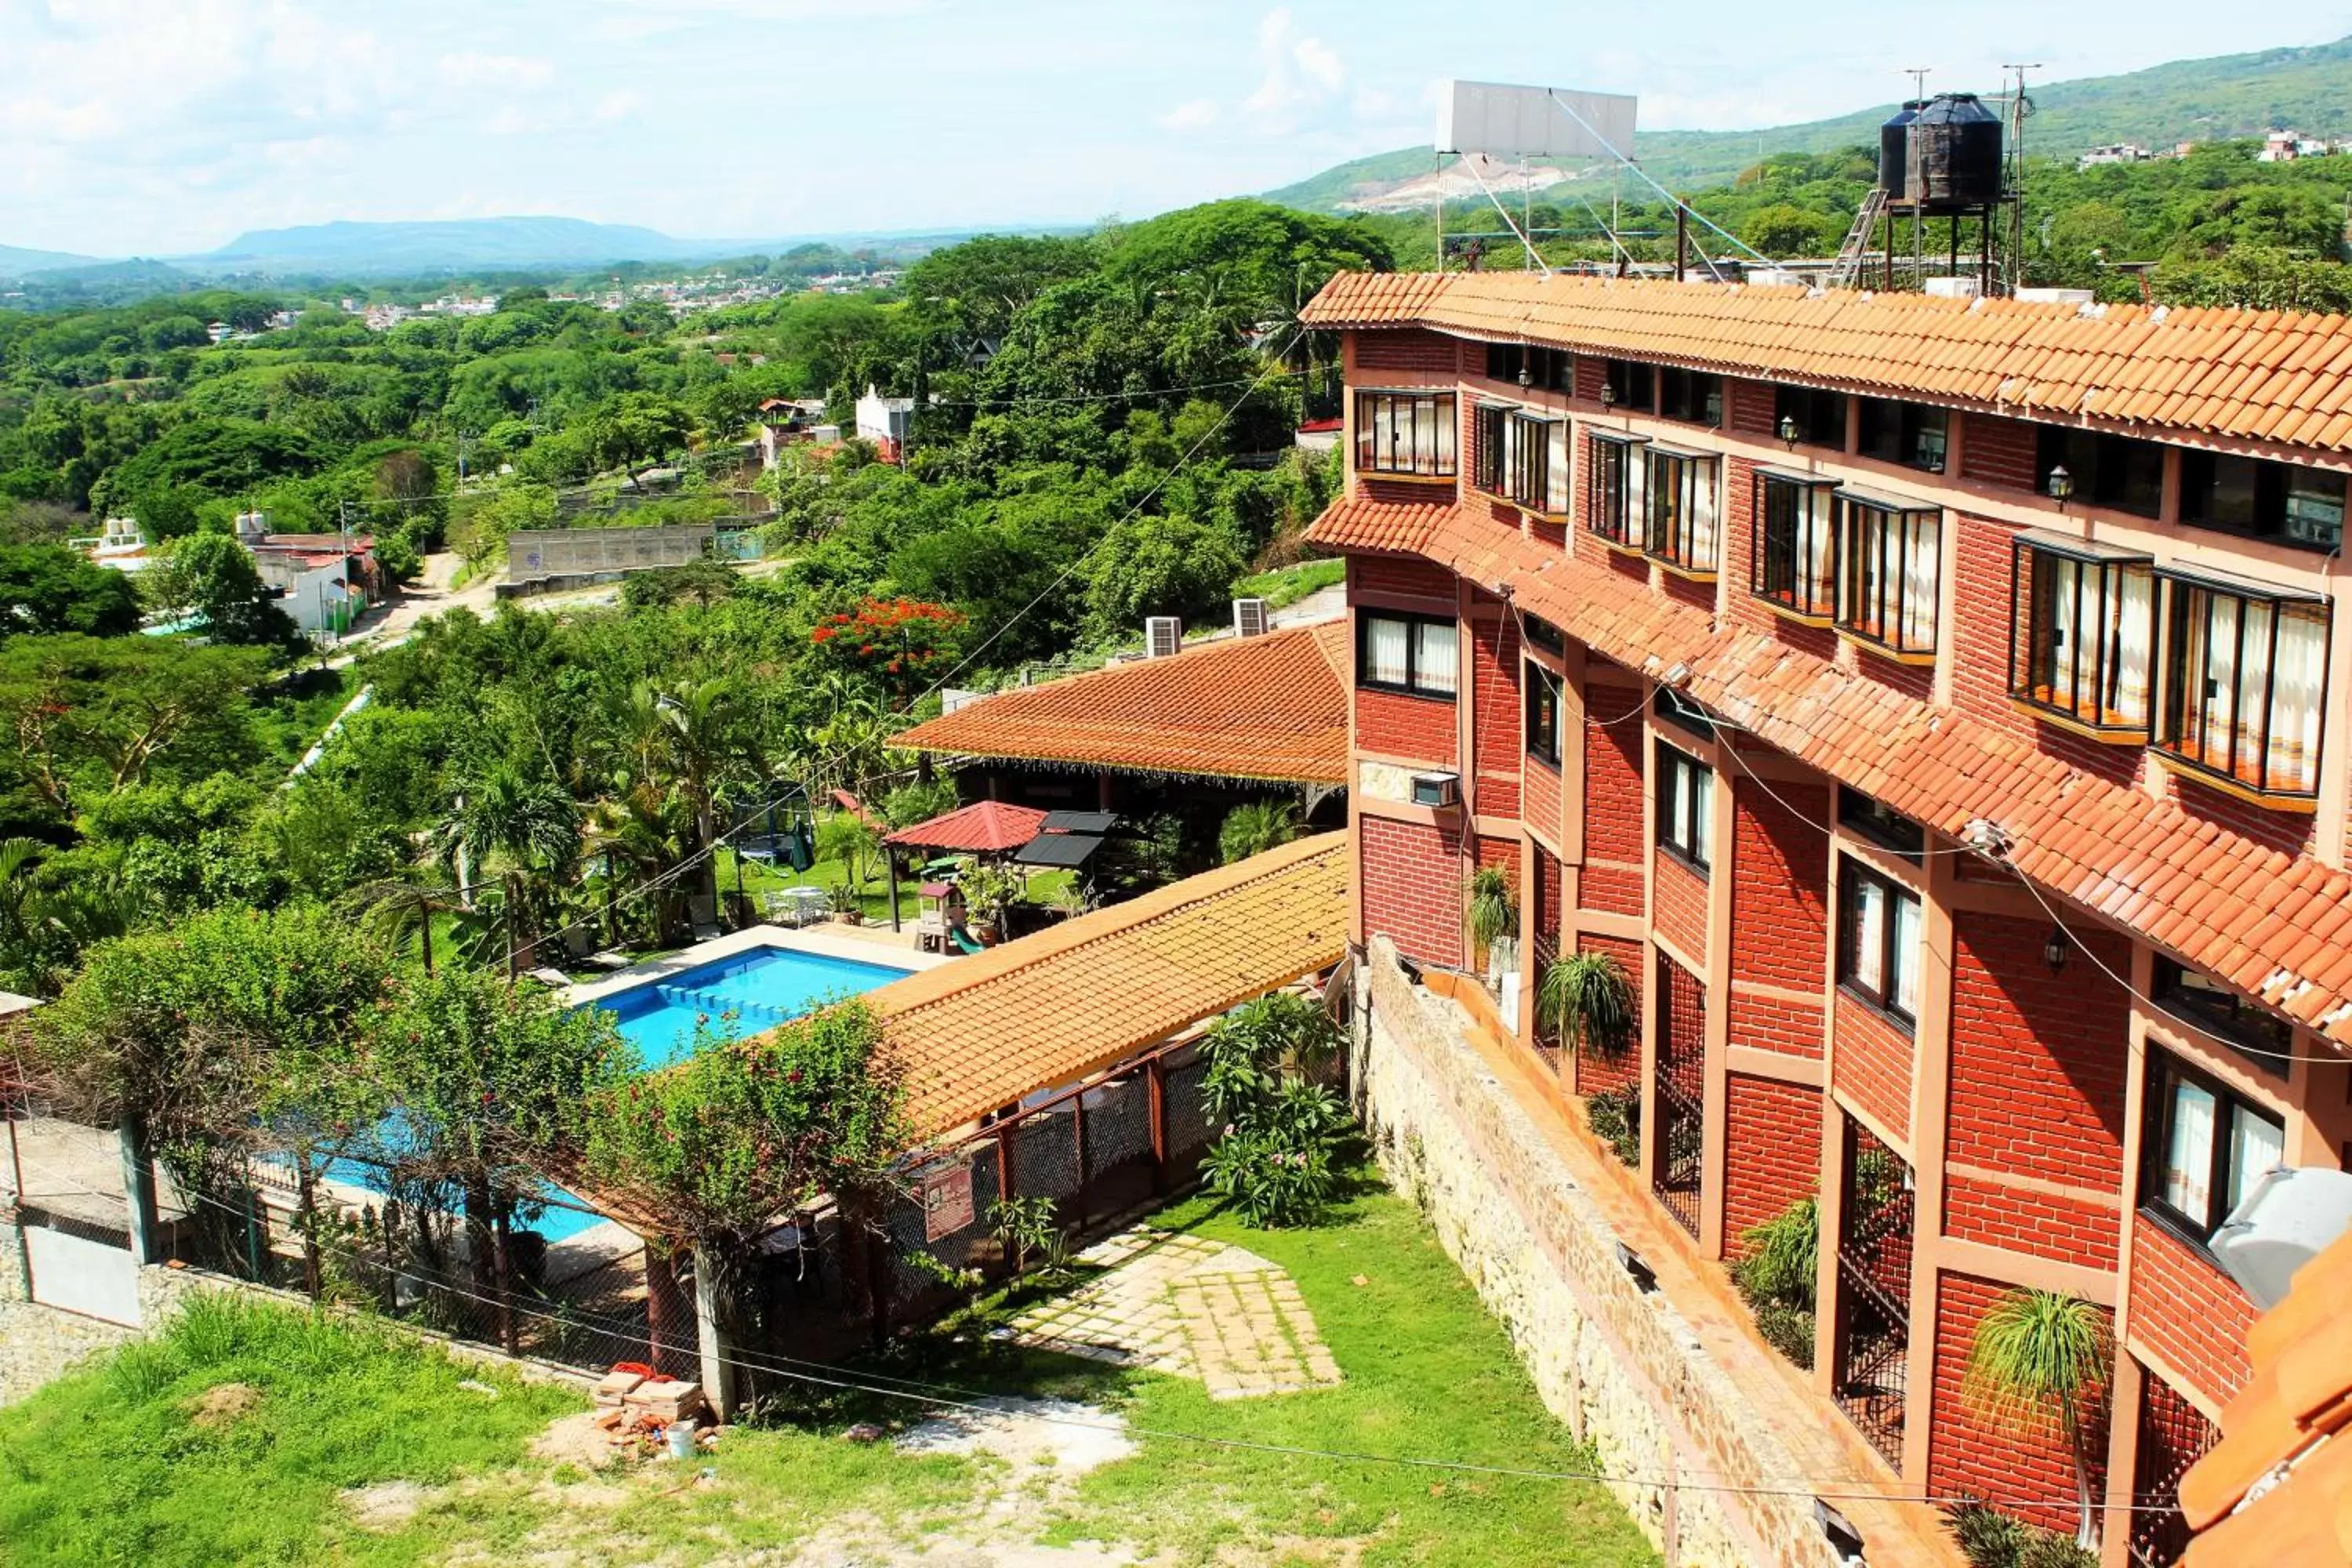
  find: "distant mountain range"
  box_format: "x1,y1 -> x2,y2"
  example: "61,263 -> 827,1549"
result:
1262,34 -> 2352,211
194,216 -> 732,274
0,243 -> 106,280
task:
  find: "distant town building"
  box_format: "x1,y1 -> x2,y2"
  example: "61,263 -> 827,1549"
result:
2077,142 -> 2151,170
855,384 -> 915,463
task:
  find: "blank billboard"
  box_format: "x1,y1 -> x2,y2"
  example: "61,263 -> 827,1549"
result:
1436,81 -> 1639,162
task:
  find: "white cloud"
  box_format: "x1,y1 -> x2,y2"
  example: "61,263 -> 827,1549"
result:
437,51 -> 557,89
1158,98 -> 1220,132
594,90 -> 644,122
1240,7 -> 1347,129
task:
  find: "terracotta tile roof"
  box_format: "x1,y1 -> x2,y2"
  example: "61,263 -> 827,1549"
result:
879,800 -> 1047,853
1329,493 -> 2352,1050
1302,270 -> 2352,453
868,833 -> 1351,1134
893,622 -> 1350,786
1304,491 -> 1458,555
2180,1230 -> 2352,1564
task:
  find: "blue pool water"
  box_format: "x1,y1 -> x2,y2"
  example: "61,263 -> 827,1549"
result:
590,944 -> 915,1065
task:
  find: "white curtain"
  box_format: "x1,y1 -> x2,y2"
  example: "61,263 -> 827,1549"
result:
1548,422 -> 1572,514
1691,764 -> 1715,866
2046,557 -> 2082,710
2162,1080 -> 2216,1218
1690,459 -> 1721,572
1898,513 -> 1939,649
1415,620 -> 1458,695
1890,890 -> 1921,1015
1849,877 -> 1886,995
1804,490 -> 1835,608
1432,395 -> 1456,474
2270,607 -> 2325,793
2111,568 -> 2154,726
1410,397 -> 1437,475
1366,616 -> 1408,686
2227,1107 -> 2285,1216
2198,593 -> 2241,771
1501,412 -> 1526,498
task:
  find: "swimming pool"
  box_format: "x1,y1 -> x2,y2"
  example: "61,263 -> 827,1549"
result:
589,942 -> 916,1066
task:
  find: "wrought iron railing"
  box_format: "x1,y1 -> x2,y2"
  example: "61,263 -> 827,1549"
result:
2129,1370 -> 2219,1566
1653,955 -> 1704,1239
1833,1119 -> 1914,1468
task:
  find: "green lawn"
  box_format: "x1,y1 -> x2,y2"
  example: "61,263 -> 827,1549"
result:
1233,557 -> 1344,610
0,1180 -> 1657,1566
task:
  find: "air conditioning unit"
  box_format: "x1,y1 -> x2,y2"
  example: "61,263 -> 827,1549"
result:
2211,1166 -> 2352,1309
1409,771 -> 1460,808
1233,597 -> 1270,637
1144,616 -> 1182,659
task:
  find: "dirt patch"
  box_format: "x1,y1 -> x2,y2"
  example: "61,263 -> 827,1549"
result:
529,1410 -> 634,1472
895,1397 -> 1135,1477
342,1479 -> 431,1532
187,1382 -> 262,1429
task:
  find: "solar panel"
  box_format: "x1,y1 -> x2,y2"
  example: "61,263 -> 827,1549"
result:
1014,833 -> 1105,869
1038,810 -> 1120,835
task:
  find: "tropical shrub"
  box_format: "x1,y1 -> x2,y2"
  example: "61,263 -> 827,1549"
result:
1964,1288 -> 2113,1550
1218,799 -> 1298,865
1730,1197 -> 1818,1369
1536,950 -> 1635,1060
1584,1086 -> 1641,1167
1199,991 -> 1350,1227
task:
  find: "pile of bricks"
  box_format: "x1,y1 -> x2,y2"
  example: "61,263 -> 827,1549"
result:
590,1365 -> 719,1457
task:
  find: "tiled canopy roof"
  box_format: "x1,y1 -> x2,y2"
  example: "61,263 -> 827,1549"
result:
869,833 -> 1351,1134
880,800 -> 1047,853
1318,493 -> 2352,1051
894,622 -> 1352,786
1303,270 -> 2352,454
2179,1232 -> 2352,1563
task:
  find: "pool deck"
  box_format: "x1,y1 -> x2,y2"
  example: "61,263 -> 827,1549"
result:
561,923 -> 952,1011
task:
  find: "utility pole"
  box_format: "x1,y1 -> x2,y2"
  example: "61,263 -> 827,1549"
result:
2002,64 -> 2040,296
1906,67 -> 1931,101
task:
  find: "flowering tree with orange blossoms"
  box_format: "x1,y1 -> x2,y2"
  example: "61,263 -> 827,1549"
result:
809,597 -> 967,706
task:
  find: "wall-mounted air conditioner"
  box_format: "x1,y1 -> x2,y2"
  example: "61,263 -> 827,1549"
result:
1409,771 -> 1460,808
1144,616 -> 1182,658
1233,597 -> 1269,637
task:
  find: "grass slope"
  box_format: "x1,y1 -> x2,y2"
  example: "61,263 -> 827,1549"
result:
1263,33 -> 2352,205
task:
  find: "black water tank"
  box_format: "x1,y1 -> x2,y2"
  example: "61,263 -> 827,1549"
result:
1906,93 -> 2003,212
1878,101 -> 1924,198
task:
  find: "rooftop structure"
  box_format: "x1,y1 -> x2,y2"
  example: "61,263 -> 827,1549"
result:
895,621 -> 1352,787
879,800 -> 1047,855
1305,265 -> 2352,1561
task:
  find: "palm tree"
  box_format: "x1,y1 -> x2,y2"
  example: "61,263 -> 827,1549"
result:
1963,1287 -> 2113,1549
1536,950 -> 1636,1062
583,781 -> 693,948
434,761 -> 580,979
1218,800 -> 1298,865
615,677 -> 749,906
337,876 -> 463,975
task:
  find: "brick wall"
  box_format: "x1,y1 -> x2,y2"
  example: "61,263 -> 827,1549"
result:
1357,688 -> 1457,765
1469,604 -> 1522,819
1573,355 -> 1606,402
2167,770 -> 2318,860
1654,848 -> 1709,965
1524,752 -> 1563,848
1927,1270 -> 2111,1536
1361,814 -> 1464,967
1960,411 -> 2038,492
1722,456 -> 1769,634
1944,1174 -> 2121,1270
1946,912 -> 2129,1192
1573,932 -> 1645,1097
1726,378 -> 1777,438
1833,991 -> 1915,1144
1354,328 -> 1460,373
1663,570 -> 1716,615
1582,690 -> 1646,916
2128,1214 -> 2257,1406
1724,1073 -> 1823,1251
1353,554 -> 1457,603
1730,780 -> 1829,988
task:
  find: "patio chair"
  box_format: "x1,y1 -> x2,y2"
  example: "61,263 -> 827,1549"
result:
525,966 -> 575,989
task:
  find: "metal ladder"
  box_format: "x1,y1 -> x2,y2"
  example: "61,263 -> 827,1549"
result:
1827,187 -> 1886,292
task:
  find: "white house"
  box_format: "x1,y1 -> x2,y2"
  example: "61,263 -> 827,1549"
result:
854,384 -> 914,461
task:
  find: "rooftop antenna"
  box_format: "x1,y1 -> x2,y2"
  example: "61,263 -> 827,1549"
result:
2001,63 -> 2041,296
1906,67 -> 1932,100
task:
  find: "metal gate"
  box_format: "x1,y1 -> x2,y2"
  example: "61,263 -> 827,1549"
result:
1652,953 -> 1704,1239
2129,1368 -> 2219,1566
1832,1117 -> 1914,1469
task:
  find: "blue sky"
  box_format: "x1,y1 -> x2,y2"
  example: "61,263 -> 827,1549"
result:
5,0 -> 2348,258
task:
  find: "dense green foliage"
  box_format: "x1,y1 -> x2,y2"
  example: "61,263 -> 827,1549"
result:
1200,992 -> 1351,1226
1730,1198 -> 1818,1369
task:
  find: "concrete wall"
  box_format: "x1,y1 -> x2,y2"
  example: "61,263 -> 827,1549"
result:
509,524 -> 716,583
1353,937 -> 1845,1568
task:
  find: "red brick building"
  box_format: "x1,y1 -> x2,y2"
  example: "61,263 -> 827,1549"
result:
1304,270 -> 2352,1564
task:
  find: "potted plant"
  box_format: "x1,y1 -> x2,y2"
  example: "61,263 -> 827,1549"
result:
1535,949 -> 1635,1062
955,862 -> 1024,944
1467,866 -> 1519,993
1963,1287 -> 2113,1552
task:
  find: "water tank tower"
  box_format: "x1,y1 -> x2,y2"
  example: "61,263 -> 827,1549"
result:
1878,101 -> 1924,202
1905,93 -> 2004,213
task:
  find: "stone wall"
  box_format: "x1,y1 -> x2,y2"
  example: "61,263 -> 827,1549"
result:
1352,938 -> 1845,1568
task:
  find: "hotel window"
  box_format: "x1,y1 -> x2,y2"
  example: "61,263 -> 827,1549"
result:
1657,739 -> 1713,870
1508,411 -> 1571,514
1837,787 -> 1925,862
1355,389 -> 1457,479
1474,404 -> 1508,495
1775,384 -> 1846,450
2180,450 -> 2347,552
1751,470 -> 1840,622
2142,1051 -> 2285,1247
1486,343 -> 1570,393
1526,662 -> 1564,768
2008,533 -> 2156,739
1643,445 -> 1722,578
1358,610 -> 1458,699
2152,960 -> 2292,1079
1839,859 -> 1922,1026
1523,614 -> 1565,655
1857,398 -> 1948,473
1659,367 -> 1723,426
1603,358 -> 1654,412
1836,495 -> 1941,660
2037,426 -> 2162,519
1588,430 -> 1648,548
2154,568 -> 2328,803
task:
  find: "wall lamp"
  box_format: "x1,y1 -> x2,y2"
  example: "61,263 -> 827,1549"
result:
1778,414 -> 1801,450
1517,362 -> 1534,390
2048,465 -> 2075,511
1597,383 -> 1617,409
2043,926 -> 2071,974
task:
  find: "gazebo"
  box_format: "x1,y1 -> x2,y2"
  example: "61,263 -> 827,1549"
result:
877,801 -> 1050,934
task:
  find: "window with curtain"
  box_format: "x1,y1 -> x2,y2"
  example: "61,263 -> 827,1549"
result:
1857,399 -> 1948,473
2009,535 -> 2155,738
1587,431 -> 1647,547
1355,390 -> 1457,478
1839,858 -> 1922,1025
2156,573 -> 2329,801
2153,960 -> 2293,1078
1474,403 -> 1508,495
1502,412 -> 1568,514
2180,450 -> 2347,553
1660,367 -> 1723,426
1526,662 -> 1563,767
2143,1051 -> 2285,1246
1837,495 -> 1940,660
1644,446 -> 1721,578
1657,739 -> 1713,870
1775,384 -> 1846,450
1357,609 -> 1457,698
1752,471 -> 1840,622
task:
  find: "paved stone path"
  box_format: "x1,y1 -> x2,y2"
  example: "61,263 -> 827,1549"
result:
1006,1228 -> 1341,1399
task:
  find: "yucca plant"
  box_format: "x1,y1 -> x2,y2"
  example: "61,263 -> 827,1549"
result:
1466,866 -> 1517,968
1535,949 -> 1635,1061
1963,1288 -> 2113,1550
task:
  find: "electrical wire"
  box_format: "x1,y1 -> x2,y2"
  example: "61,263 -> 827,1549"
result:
1458,156 -> 1551,278
1543,91 -> 1780,272
2,1139 -> 2194,1521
